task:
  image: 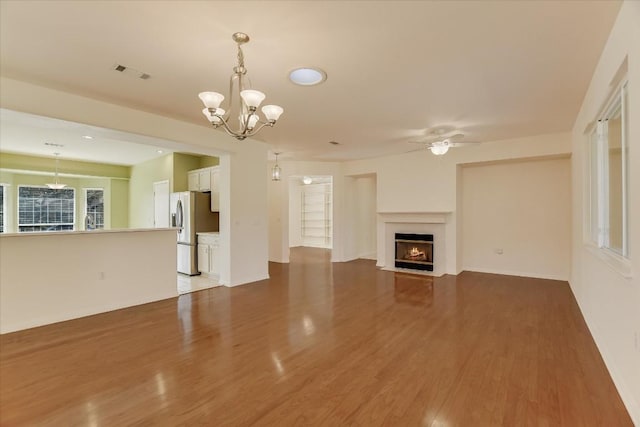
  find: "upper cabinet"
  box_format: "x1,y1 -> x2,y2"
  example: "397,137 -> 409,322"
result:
188,168 -> 212,192
188,166 -> 220,212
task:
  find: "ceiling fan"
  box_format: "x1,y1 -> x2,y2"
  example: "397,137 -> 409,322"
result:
408,128 -> 481,155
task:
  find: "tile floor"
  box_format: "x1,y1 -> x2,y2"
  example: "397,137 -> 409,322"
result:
176,273 -> 220,294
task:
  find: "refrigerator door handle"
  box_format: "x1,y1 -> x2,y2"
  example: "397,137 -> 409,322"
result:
176,199 -> 183,230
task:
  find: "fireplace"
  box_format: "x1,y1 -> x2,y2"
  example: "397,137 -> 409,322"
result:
395,233 -> 433,271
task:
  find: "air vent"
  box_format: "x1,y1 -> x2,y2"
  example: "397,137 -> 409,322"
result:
112,63 -> 151,80
328,141 -> 340,145
44,142 -> 64,148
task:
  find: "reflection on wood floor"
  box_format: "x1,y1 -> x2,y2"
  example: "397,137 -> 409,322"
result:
0,247 -> 632,426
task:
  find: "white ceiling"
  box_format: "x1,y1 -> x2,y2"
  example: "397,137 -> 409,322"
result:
0,1 -> 621,161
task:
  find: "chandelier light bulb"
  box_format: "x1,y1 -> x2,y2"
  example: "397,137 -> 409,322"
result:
262,105 -> 284,122
240,89 -> 266,109
198,92 -> 225,109
202,108 -> 224,124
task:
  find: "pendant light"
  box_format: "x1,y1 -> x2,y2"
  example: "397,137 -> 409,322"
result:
46,153 -> 67,189
272,152 -> 282,181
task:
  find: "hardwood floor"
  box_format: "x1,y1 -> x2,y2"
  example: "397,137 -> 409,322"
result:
0,248 -> 632,426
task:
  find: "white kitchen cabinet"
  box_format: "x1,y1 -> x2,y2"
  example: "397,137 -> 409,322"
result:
197,243 -> 210,274
198,169 -> 211,191
209,243 -> 221,276
210,166 -> 220,212
188,171 -> 199,191
197,233 -> 220,277
188,168 -> 213,192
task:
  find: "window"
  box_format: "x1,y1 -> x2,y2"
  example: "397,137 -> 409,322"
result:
588,82 -> 628,257
18,186 -> 75,232
85,188 -> 104,229
0,185 -> 5,233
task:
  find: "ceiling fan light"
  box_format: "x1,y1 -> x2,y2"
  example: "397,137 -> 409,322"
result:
240,89 -> 266,108
262,105 -> 284,122
198,91 -> 225,109
430,143 -> 449,155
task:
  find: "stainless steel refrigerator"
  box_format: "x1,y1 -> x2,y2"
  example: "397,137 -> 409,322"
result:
170,191 -> 219,275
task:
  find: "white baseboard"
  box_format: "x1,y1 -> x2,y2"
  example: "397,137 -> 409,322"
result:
0,290 -> 178,334
225,273 -> 270,287
569,281 -> 640,425
358,252 -> 377,260
462,267 -> 568,282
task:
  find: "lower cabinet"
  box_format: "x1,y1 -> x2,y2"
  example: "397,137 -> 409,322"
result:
197,244 -> 210,274
197,234 -> 220,277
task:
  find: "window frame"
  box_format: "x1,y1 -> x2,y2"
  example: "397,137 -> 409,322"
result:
17,185 -> 76,233
83,187 -> 105,230
0,184 -> 6,233
585,80 -> 630,273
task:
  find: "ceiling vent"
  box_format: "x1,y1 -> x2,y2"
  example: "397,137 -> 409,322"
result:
112,63 -> 151,80
44,142 -> 64,148
328,140 -> 340,145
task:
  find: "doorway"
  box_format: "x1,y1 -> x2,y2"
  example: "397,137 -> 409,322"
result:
153,180 -> 170,228
289,176 -> 333,250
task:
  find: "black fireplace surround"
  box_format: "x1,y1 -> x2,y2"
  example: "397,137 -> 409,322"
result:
395,233 -> 434,271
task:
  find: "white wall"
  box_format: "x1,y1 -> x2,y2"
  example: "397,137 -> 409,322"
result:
342,132 -> 572,274
288,178 -> 303,247
0,77 -> 269,287
0,229 -> 177,333
570,1 -> 640,422
461,157 -> 571,280
352,174 -> 377,259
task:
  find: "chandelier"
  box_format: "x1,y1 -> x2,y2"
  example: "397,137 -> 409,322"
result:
199,32 -> 284,140
46,153 -> 67,189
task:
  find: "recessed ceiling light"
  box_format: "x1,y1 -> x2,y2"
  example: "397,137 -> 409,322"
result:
289,67 -> 327,86
82,135 -> 93,140
157,150 -> 164,154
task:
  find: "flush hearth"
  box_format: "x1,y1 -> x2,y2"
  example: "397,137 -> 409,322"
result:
395,233 -> 433,272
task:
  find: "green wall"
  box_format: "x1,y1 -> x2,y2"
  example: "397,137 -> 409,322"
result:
199,156 -> 220,169
110,179 -> 129,229
128,154 -> 173,228
0,152 -> 130,179
173,153 -> 201,192
0,170 -> 129,232
1,151 -> 219,231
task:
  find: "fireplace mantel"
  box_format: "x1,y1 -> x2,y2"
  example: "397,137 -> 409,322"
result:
377,211 -> 452,224
377,211 -> 451,277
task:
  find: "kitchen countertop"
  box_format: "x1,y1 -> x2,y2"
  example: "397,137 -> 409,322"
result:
0,228 -> 177,238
